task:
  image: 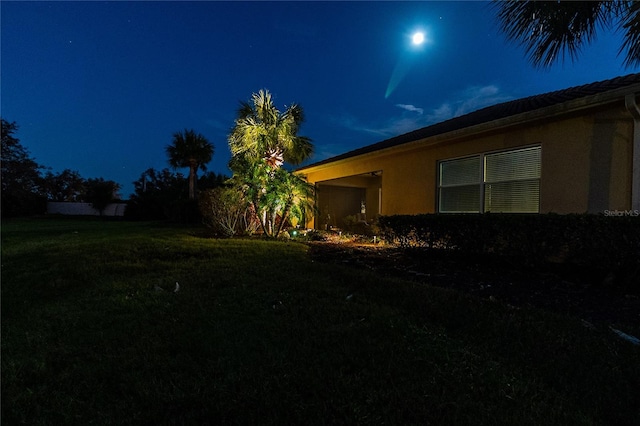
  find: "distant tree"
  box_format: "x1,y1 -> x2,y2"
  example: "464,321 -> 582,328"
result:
166,129 -> 214,200
1,118 -> 46,217
494,0 -> 640,68
127,168 -> 188,220
228,90 -> 315,238
132,168 -> 185,197
85,177 -> 121,216
42,169 -> 86,201
198,171 -> 230,190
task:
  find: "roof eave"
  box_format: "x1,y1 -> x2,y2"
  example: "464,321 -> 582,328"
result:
297,82 -> 640,175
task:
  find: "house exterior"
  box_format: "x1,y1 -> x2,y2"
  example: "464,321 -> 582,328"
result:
296,73 -> 640,230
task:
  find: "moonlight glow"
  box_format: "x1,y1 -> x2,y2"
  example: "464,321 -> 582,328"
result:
412,32 -> 425,45
385,30 -> 428,98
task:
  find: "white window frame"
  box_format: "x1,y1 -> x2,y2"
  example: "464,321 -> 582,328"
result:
437,145 -> 541,213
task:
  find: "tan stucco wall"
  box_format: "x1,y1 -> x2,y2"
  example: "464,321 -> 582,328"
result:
299,102 -> 634,226
539,107 -> 633,213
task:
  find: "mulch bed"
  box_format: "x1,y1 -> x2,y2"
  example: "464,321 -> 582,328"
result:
307,241 -> 640,333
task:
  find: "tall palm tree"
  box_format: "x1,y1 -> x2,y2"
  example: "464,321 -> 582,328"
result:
494,0 -> 640,68
228,90 -> 315,238
166,129 -> 214,199
228,89 -> 313,171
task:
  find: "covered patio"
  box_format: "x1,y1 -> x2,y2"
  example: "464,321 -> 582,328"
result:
314,171 -> 382,230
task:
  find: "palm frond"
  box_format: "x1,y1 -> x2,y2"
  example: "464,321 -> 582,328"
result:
228,89 -> 313,166
494,0 -> 612,68
166,129 -> 214,170
283,136 -> 313,165
236,101 -> 255,120
620,1 -> 640,68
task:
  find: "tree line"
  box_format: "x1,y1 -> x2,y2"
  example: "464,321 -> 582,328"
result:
1,118 -> 229,220
1,119 -> 122,217
2,88 -> 314,237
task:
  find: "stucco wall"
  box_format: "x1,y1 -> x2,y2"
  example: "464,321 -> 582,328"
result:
47,202 -> 128,217
299,102 -> 634,226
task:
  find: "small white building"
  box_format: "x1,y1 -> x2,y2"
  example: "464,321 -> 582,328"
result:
47,202 -> 128,217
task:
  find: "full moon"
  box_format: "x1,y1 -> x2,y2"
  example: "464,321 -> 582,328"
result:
412,32 -> 425,45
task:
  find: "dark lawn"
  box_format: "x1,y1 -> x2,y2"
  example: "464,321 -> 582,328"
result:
2,218 -> 639,425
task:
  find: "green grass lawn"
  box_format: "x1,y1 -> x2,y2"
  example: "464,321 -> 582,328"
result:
2,217 -> 639,425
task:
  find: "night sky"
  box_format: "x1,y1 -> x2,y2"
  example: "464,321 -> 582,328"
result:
2,1 -> 636,198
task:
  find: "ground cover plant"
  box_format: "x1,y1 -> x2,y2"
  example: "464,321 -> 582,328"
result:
2,218 -> 639,425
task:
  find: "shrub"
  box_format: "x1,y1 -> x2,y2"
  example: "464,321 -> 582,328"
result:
199,187 -> 241,236
341,214 -> 380,237
379,213 -> 640,291
198,187 -> 260,237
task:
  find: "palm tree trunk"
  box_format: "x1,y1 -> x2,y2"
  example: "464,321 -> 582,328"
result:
275,204 -> 291,238
270,211 -> 278,237
254,200 -> 269,237
188,163 -> 197,200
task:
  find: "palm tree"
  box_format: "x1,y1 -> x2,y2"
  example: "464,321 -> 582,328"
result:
228,89 -> 313,170
166,129 -> 214,199
228,89 -> 315,238
230,162 -> 315,238
271,168 -> 315,237
494,0 -> 640,68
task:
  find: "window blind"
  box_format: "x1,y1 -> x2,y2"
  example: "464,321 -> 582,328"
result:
438,156 -> 480,213
484,146 -> 541,183
483,147 -> 541,213
438,146 -> 541,213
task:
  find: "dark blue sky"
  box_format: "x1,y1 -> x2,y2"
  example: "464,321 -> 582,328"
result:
2,1 -> 636,197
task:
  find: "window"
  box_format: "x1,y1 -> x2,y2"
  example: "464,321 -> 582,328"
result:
438,156 -> 481,213
438,146 -> 541,213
